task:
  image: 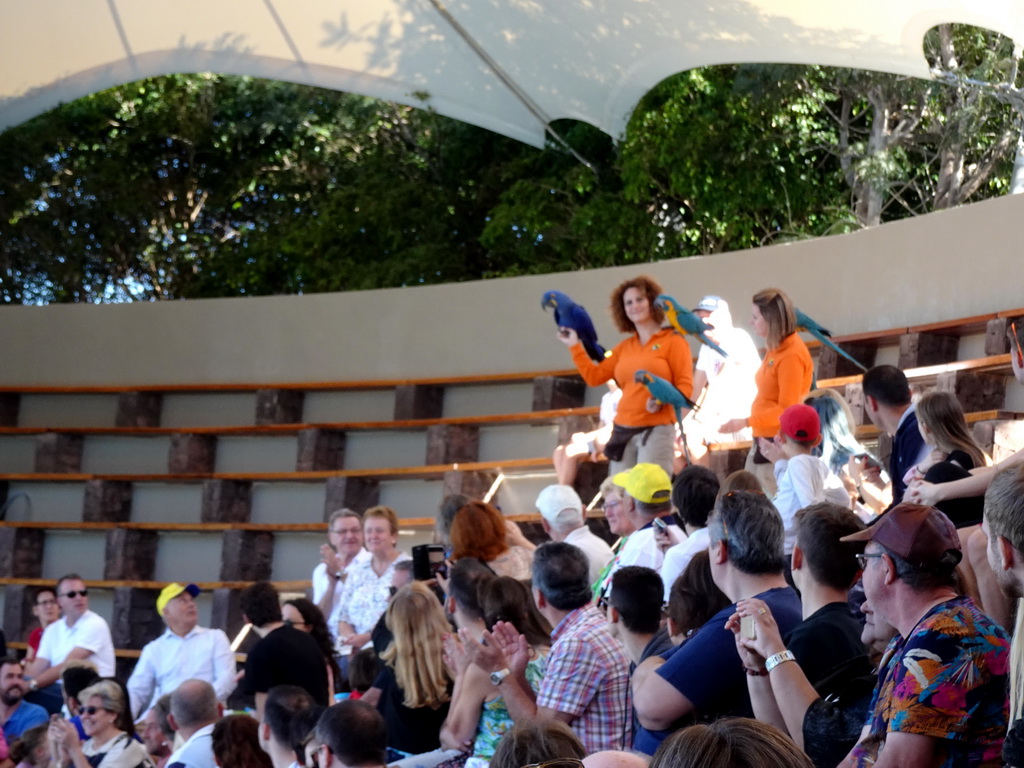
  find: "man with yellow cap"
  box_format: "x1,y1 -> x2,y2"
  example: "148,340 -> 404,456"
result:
611,463 -> 681,573
127,583 -> 236,719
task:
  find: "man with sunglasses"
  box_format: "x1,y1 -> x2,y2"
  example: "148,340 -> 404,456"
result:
838,504 -> 1008,768
23,574 -> 114,714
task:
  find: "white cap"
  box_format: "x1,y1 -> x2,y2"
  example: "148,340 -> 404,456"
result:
536,485 -> 583,527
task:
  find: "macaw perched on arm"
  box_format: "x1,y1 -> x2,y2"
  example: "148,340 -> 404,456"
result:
542,290 -> 608,363
795,308 -> 868,372
655,294 -> 729,359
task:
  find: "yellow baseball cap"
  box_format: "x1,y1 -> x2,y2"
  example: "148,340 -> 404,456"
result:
156,582 -> 200,616
612,463 -> 672,504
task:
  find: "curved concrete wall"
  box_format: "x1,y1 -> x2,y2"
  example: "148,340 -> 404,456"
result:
0,194 -> 1018,387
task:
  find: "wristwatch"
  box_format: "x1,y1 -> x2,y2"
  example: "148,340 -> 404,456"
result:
765,650 -> 796,673
489,668 -> 512,686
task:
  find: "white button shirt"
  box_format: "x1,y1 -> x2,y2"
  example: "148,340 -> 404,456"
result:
127,626 -> 236,718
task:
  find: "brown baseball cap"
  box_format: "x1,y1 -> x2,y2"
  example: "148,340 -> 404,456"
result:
841,503 -> 962,569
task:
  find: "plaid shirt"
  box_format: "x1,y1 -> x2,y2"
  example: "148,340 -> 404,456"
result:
536,604 -> 632,752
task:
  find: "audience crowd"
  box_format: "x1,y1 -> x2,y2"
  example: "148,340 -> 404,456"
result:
3,291 -> 1024,768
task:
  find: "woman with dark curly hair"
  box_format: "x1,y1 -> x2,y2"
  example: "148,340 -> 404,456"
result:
212,715 -> 273,768
283,598 -> 343,699
557,275 -> 693,476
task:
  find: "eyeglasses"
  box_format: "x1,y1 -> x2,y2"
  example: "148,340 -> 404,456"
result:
283,619 -> 308,628
61,590 -> 88,599
855,553 -> 884,570
81,706 -> 112,716
36,599 -> 57,607
522,760 -> 585,768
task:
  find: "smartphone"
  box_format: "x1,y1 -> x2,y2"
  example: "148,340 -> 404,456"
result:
740,615 -> 757,640
412,544 -> 446,581
854,453 -> 881,470
653,517 -> 668,533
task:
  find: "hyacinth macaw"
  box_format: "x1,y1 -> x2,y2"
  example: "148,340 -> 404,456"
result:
542,290 -> 608,363
655,294 -> 729,358
795,308 -> 868,372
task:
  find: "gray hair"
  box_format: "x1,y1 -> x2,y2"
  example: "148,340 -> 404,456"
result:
531,542 -> 591,611
707,492 -> 785,575
170,679 -> 219,729
78,680 -> 126,717
985,464 -> 1024,553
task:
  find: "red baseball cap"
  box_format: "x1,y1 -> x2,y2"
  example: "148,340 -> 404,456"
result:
841,503 -> 962,569
779,404 -> 820,442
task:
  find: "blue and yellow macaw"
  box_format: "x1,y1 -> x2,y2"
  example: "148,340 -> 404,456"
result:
655,294 -> 729,358
795,308 -> 867,372
635,369 -> 698,463
541,290 -> 608,363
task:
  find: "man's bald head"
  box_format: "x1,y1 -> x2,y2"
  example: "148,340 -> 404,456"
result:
170,679 -> 219,730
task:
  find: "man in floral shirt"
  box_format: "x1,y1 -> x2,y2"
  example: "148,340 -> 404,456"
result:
840,504 -> 1009,768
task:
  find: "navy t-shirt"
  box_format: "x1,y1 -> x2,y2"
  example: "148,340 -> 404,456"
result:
633,586 -> 802,754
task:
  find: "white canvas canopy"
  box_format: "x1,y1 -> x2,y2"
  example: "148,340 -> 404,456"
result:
2,0 -> 1024,145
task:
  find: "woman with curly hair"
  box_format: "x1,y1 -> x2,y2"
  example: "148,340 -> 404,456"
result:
283,598 -> 343,699
377,582 -> 453,757
449,501 -> 533,580
211,715 -> 273,768
557,275 -> 694,476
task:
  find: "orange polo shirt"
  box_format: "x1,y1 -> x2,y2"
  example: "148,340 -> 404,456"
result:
571,328 -> 694,428
749,332 -> 813,438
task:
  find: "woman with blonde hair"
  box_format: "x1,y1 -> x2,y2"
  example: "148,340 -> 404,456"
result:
912,390 -> 989,527
721,288 -> 813,495
557,275 -> 693,477
337,505 -> 410,652
449,501 -> 532,580
47,680 -> 152,768
377,582 -> 452,757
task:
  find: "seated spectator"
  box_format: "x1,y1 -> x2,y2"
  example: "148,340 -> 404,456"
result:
861,365 -> 929,507
376,582 -> 452,757
719,470 -> 763,495
282,599 -> 341,700
211,715 -> 273,768
435,494 -> 473,550
24,574 -> 115,715
440,569 -> 550,768
139,694 -> 174,768
337,506 -> 411,653
315,700 -> 388,768
911,390 -> 989,528
728,585 -> 897,768
664,550 -> 730,645
128,583 -> 236,719
553,381 -> 621,485
840,503 -> 1009,766
606,567 -> 672,666
648,718 -> 813,768
777,503 -> 867,687
257,685 -> 313,768
286,706 -> 325,768
0,656 -> 47,742
488,720 -> 585,768
804,391 -> 885,519
47,679 -> 151,768
23,587 -> 60,665
760,404 -> 849,554
61,662 -> 101,741
632,490 -> 802,754
462,542 -> 633,753
450,502 -> 533,580
241,583 -> 329,716
658,465 -> 720,600
167,680 -> 221,768
9,723 -> 48,768
536,485 -> 613,585
612,463 -> 679,573
346,650 -> 377,701
312,509 -> 368,643
583,752 -> 648,768
592,477 -> 637,598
